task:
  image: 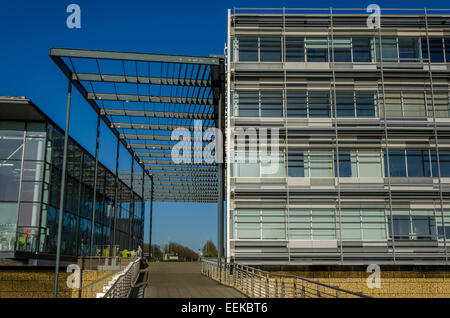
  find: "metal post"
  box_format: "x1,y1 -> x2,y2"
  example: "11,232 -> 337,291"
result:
301,280 -> 306,298
128,159 -> 134,250
148,178 -> 153,259
53,80 -> 72,298
217,91 -> 224,283
259,272 -> 262,298
251,268 -> 254,297
240,264 -> 243,290
424,8 -> 448,262
293,278 -> 297,298
275,279 -> 279,298
141,169 -> 145,256
90,114 -> 101,256
112,138 -> 120,253
377,6 -> 396,263
329,7 -> 344,263
232,264 -> 236,287
74,153 -> 84,257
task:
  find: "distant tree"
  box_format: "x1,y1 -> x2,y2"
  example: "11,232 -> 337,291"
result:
143,244 -> 163,260
202,240 -> 218,258
151,245 -> 163,260
164,241 -> 199,261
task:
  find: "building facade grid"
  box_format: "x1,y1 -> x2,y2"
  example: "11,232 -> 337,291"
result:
226,9 -> 450,265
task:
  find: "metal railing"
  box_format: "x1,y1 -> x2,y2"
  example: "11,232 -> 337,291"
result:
102,257 -> 141,298
78,255 -> 137,270
202,259 -> 370,298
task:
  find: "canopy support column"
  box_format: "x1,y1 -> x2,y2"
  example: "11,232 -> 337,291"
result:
53,80 -> 72,298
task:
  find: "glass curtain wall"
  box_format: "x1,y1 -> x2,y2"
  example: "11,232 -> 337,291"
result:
0,121 -> 46,254
232,36 -> 450,64
0,119 -> 144,258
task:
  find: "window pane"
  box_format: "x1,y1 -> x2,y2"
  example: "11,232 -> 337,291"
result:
439,150 -> 450,177
18,202 -> 41,227
427,92 -> 450,118
286,37 -> 305,62
403,92 -> 425,117
0,203 -> 17,252
407,150 -> 430,177
306,38 -> 328,62
352,38 -> 372,62
384,150 -> 406,177
0,160 -> 21,201
383,92 -> 402,117
236,209 -> 260,239
260,37 -> 281,62
333,38 -> 351,62
0,131 -> 24,160
24,137 -> 45,161
389,215 -> 411,240
261,91 -> 283,117
288,150 -> 305,177
398,38 -> 420,62
362,209 -> 386,240
445,38 -> 450,63
287,91 -> 307,117
335,92 -> 355,117
237,37 -> 258,62
260,152 -> 284,177
311,209 -> 336,240
341,209 -> 361,240
437,209 -> 450,240
236,91 -> 259,117
22,161 -> 44,182
310,150 -> 333,177
233,151 -> 259,177
309,92 -> 331,118
376,38 -> 398,62
412,216 -> 436,240
335,151 -> 353,177
262,210 -> 285,239
356,93 -> 377,117
359,151 -> 382,177
422,38 -> 444,63
289,209 -> 311,240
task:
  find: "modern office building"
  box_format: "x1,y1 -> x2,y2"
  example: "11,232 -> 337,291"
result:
226,9 -> 450,265
0,96 -> 144,264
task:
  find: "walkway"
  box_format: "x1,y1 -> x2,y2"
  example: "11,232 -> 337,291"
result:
135,262 -> 244,298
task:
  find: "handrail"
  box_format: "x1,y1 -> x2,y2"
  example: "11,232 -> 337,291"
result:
102,257 -> 141,298
201,258 -> 371,298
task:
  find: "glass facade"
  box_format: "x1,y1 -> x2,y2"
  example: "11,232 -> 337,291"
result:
232,35 -> 450,64
228,13 -> 450,265
0,114 -> 144,258
233,90 -> 450,119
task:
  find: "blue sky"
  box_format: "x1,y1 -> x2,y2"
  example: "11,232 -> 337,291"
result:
0,0 -> 448,252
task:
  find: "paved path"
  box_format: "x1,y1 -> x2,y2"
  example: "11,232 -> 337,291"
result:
139,262 -> 244,298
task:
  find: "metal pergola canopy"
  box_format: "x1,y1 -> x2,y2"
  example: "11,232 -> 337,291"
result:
50,48 -> 225,203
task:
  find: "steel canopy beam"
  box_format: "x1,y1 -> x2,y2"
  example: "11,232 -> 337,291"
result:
112,122 -> 215,131
74,73 -> 212,87
141,159 -> 216,166
142,164 -> 216,170
102,109 -> 214,120
49,52 -> 152,182
51,47 -> 225,204
51,48 -> 221,65
149,171 -> 217,177
120,133 -> 172,141
87,93 -> 213,105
